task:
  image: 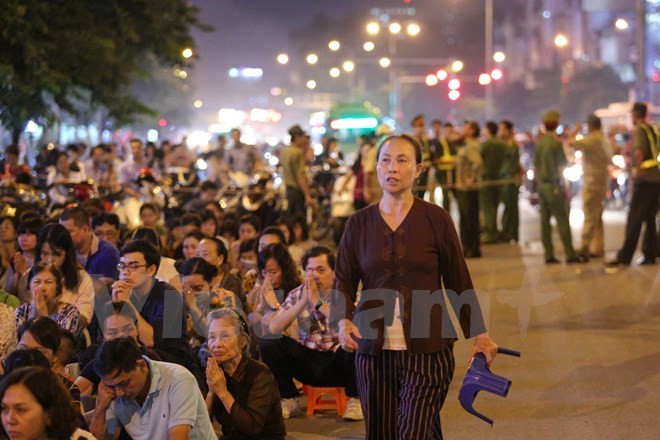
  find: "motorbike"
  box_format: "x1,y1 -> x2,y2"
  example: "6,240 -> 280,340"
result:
235,169 -> 284,228
112,168 -> 170,230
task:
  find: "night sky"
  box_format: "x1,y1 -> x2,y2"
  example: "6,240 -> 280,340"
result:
188,0 -> 482,134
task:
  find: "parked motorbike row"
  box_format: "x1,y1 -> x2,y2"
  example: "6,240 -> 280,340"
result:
0,163 -> 354,245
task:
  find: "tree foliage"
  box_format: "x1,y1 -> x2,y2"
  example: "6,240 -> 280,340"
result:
0,0 -> 209,141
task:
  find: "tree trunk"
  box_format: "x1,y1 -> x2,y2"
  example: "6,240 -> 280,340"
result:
11,127 -> 21,145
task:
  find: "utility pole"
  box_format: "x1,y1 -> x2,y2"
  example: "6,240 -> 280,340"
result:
635,0 -> 647,101
485,0 -> 494,121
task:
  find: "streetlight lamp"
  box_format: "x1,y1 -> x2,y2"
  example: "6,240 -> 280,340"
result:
366,17 -> 421,125
276,53 -> 289,64
306,53 -> 318,64
389,22 -> 402,35
554,34 -> 569,48
615,18 -> 629,31
182,48 -> 193,59
328,40 -> 341,51
366,22 -> 380,35
363,41 -> 375,52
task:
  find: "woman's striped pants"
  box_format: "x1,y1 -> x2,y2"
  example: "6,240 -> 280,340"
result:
355,345 -> 455,440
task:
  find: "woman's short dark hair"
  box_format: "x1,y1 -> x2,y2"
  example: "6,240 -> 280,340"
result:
290,213 -> 310,241
180,213 -> 202,228
218,212 -> 237,239
260,226 -> 286,246
200,210 -> 218,230
257,243 -> 301,295
139,202 -> 161,216
0,216 -> 17,232
17,215 -> 43,236
238,214 -> 261,235
99,300 -> 139,328
178,257 -> 218,283
184,230 -> 206,243
120,239 -> 160,271
131,227 -> 161,252
27,262 -> 64,298
239,238 -> 258,255
17,317 -> 61,356
466,121 -> 481,138
376,134 -> 423,165
201,236 -> 228,262
35,223 -> 80,290
275,218 -> 295,245
92,337 -> 142,377
2,349 -> 51,373
0,367 -> 81,439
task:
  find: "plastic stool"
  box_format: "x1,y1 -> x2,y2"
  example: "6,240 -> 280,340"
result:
302,385 -> 347,416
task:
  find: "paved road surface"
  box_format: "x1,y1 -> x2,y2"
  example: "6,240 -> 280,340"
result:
284,198 -> 659,439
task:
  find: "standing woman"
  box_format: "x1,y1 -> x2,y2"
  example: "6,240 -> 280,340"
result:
331,134 -> 497,440
18,224 -> 95,328
455,121 -> 483,258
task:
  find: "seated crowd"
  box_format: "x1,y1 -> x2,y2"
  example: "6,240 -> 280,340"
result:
0,200 -> 362,439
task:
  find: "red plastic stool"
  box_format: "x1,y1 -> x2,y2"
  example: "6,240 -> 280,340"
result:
302,385 -> 347,416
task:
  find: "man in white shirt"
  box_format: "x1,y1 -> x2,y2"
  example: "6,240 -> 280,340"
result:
90,337 -> 215,440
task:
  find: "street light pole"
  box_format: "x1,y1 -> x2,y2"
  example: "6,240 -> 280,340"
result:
388,32 -> 398,125
635,0 -> 647,101
484,0 -> 494,121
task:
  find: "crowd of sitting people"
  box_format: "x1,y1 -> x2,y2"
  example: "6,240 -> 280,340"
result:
0,162 -> 361,438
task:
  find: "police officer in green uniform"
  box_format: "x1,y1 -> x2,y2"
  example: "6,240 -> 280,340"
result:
533,111 -> 584,264
480,121 -> 506,243
430,120 -> 457,212
498,120 -> 521,242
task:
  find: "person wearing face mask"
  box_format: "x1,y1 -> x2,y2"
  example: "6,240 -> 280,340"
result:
228,214 -> 261,271
237,238 -> 259,292
180,258 -> 220,334
73,300 -> 162,397
15,263 -> 82,339
205,309 -> 286,439
195,238 -> 246,314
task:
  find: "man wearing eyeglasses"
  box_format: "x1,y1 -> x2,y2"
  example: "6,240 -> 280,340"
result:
112,239 -> 204,390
